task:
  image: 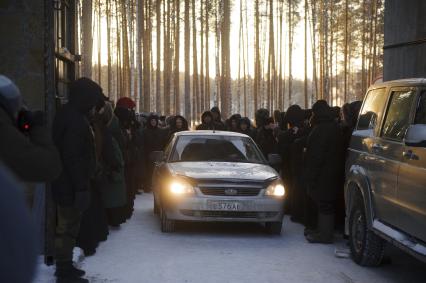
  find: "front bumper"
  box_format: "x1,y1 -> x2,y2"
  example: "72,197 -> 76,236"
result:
163,195 -> 285,222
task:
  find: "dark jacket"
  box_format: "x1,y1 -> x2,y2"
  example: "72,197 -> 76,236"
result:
238,117 -> 256,139
256,126 -> 277,158
101,116 -> 127,208
143,114 -> 167,154
0,107 -> 61,183
52,78 -> 100,205
226,114 -> 242,132
196,111 -> 217,130
142,114 -> 167,190
305,101 -> 343,202
210,107 -> 226,130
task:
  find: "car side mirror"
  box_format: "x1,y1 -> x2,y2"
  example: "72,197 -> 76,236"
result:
268,154 -> 282,166
405,125 -> 426,147
150,151 -> 165,163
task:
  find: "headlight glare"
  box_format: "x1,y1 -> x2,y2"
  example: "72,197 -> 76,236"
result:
170,180 -> 194,195
265,182 -> 286,197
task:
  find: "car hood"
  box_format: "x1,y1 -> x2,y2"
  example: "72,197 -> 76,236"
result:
167,162 -> 278,181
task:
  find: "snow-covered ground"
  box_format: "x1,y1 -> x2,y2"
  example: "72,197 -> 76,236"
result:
34,194 -> 426,283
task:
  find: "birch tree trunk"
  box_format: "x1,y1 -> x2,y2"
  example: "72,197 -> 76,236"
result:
82,0 -> 93,79
184,0 -> 191,120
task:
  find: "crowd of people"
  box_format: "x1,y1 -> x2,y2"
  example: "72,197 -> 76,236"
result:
192,99 -> 361,244
0,75 -> 362,283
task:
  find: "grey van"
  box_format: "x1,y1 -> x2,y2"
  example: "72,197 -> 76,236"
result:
345,78 -> 426,266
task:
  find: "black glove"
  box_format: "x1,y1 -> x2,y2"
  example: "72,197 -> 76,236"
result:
74,191 -> 91,212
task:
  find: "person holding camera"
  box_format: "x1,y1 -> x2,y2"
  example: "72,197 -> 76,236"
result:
0,75 -> 62,205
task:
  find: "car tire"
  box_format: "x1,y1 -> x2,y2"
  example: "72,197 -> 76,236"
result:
265,221 -> 283,235
349,192 -> 385,266
160,208 -> 176,233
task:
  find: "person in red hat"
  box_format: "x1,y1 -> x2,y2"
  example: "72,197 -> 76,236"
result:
116,97 -> 136,110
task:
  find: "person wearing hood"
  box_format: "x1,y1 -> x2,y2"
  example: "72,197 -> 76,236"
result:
142,113 -> 167,192
277,105 -> 307,219
238,117 -> 256,139
226,114 -> 241,132
255,117 -> 278,158
196,111 -> 216,130
210,106 -> 226,130
96,102 -> 127,226
335,101 -> 362,231
52,77 -> 102,282
0,75 -> 61,206
76,95 -> 110,257
304,100 -> 343,244
169,115 -> 189,138
255,108 -> 270,130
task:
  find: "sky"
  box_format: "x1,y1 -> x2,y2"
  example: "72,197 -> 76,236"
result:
92,0 -> 315,81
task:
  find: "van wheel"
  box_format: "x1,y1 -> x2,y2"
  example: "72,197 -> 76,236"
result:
265,221 -> 283,235
349,193 -> 385,266
160,208 -> 175,233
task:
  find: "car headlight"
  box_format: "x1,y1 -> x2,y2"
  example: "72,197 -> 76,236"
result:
169,179 -> 194,195
265,180 -> 285,197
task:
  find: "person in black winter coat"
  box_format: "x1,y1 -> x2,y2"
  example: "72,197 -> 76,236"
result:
226,114 -> 241,132
210,106 -> 226,130
52,78 -> 101,281
76,96 -> 110,257
171,115 -> 189,133
335,101 -> 362,229
304,100 -> 343,244
277,105 -> 306,219
239,117 -> 256,140
168,115 -> 189,140
142,114 -> 167,192
111,106 -> 134,214
256,117 -> 277,158
196,111 -> 217,130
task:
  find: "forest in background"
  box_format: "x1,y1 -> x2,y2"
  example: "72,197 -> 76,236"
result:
76,0 -> 384,122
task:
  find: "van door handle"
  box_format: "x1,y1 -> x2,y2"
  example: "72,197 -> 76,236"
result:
403,150 -> 419,160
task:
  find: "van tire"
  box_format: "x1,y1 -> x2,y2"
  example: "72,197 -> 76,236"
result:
349,193 -> 385,266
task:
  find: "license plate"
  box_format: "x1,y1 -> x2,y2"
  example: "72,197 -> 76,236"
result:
207,200 -> 242,211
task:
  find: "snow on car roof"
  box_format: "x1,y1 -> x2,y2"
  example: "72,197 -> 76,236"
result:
175,130 -> 249,138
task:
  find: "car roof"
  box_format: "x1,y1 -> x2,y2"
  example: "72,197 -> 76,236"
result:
370,78 -> 426,89
174,130 -> 250,138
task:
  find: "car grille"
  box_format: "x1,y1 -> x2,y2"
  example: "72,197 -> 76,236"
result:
199,187 -> 262,196
180,210 -> 278,219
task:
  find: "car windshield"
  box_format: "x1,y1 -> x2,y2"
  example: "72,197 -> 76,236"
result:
170,135 -> 266,164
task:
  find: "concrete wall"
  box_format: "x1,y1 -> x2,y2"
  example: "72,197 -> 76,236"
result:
384,0 -> 426,81
0,0 -> 46,110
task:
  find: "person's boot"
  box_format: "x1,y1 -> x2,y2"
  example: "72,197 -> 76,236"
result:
306,214 -> 334,244
55,261 -> 86,278
303,227 -> 317,237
